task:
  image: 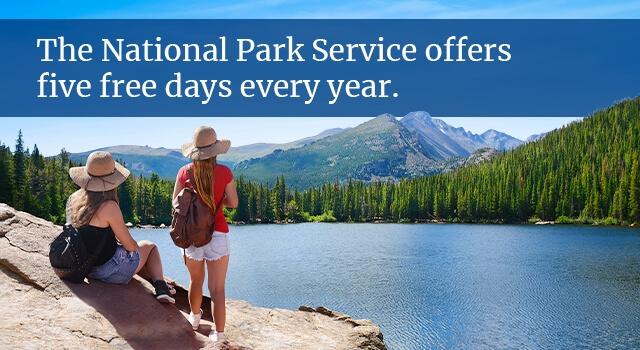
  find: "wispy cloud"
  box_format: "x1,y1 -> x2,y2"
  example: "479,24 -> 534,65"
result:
92,0 -> 640,19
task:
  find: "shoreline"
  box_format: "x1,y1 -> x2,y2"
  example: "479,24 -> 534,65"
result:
131,220 -> 638,229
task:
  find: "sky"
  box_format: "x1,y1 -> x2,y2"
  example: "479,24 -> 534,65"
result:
3,0 -> 640,18
0,1 -> 620,154
0,116 -> 581,156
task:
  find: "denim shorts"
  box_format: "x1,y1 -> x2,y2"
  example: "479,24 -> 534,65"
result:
184,232 -> 230,261
88,246 -> 140,284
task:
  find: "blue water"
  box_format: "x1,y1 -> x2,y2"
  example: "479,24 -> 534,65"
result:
132,224 -> 640,349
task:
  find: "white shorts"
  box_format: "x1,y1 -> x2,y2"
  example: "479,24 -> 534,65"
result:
184,232 -> 230,261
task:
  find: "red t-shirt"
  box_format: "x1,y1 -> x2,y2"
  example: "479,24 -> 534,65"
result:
177,163 -> 233,233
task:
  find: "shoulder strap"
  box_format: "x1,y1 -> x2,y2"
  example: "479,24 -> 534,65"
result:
185,166 -> 194,189
68,224 -> 111,276
213,195 -> 225,215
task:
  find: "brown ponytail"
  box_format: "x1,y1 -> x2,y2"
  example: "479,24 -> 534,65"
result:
192,157 -> 216,213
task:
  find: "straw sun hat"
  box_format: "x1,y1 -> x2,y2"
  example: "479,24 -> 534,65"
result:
68,151 -> 130,192
181,126 -> 231,160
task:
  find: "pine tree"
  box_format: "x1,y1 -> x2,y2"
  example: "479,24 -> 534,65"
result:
286,199 -> 304,222
13,130 -> 26,210
233,177 -> 250,222
629,158 -> 640,223
0,144 -> 14,204
135,174 -> 146,223
2,97 -> 639,227
272,176 -> 286,221
118,178 -> 135,223
611,176 -> 628,222
149,173 -> 161,225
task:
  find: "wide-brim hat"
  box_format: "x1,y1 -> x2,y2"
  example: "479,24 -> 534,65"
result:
181,126 -> 231,160
69,151 -> 130,192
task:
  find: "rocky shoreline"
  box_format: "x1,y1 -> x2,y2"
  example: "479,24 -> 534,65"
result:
0,203 -> 386,350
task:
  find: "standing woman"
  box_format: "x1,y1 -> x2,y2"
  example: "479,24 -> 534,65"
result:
173,126 -> 238,342
67,151 -> 174,302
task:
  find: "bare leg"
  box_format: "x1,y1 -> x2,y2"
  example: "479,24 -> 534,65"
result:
135,240 -> 164,281
185,257 -> 206,314
206,255 -> 229,332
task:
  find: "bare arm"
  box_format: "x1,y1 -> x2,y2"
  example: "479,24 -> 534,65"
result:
224,180 -> 238,208
102,201 -> 138,252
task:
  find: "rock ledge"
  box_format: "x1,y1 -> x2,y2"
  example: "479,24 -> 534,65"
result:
0,203 -> 386,350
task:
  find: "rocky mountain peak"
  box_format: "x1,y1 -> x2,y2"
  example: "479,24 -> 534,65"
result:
371,113 -> 398,123
402,111 -> 433,121
482,129 -> 499,136
526,132 -> 548,142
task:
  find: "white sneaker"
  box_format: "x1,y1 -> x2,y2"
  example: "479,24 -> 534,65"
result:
188,309 -> 202,330
209,331 -> 225,342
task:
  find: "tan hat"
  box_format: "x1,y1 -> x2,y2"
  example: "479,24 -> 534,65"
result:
68,151 -> 130,192
181,126 -> 231,160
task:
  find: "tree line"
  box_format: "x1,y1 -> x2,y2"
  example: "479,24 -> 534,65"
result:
1,98 -> 639,226
228,98 -> 640,226
0,132 -> 173,225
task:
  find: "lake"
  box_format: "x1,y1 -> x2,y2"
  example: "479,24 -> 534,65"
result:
131,224 -> 640,349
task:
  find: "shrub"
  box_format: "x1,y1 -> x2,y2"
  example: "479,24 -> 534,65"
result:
599,217 -> 619,226
528,216 -> 541,224
310,211 -> 337,223
555,216 -> 574,224
576,216 -> 594,225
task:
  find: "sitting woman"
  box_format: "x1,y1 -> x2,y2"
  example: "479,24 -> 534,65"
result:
66,151 -> 174,303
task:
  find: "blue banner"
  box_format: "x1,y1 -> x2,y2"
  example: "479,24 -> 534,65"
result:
0,19 -> 638,117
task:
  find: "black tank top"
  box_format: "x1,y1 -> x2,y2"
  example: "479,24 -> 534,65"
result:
77,225 -> 118,266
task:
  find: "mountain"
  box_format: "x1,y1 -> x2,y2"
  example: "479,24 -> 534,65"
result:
68,129 -> 345,179
401,111 -> 523,155
69,145 -> 191,179
68,114 -> 526,187
437,148 -> 501,173
235,114 -> 442,188
400,112 -> 469,157
231,97 -> 640,224
526,132 -> 548,142
373,97 -> 640,222
219,128 -> 344,163
479,129 -> 524,150
235,112 -> 524,188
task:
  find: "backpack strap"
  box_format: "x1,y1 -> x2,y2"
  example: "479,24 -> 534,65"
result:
185,167 -> 194,189
67,224 -> 111,279
213,195 -> 225,215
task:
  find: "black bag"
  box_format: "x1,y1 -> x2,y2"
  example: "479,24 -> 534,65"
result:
49,224 -> 106,283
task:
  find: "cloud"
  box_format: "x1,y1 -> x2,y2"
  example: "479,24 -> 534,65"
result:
96,0 -> 640,19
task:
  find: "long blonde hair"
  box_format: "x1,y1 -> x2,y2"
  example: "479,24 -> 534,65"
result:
66,189 -> 118,227
192,157 -> 216,213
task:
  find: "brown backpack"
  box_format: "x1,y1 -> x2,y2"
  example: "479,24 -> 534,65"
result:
170,169 -> 223,249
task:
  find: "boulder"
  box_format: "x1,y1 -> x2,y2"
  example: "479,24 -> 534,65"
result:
0,203 -> 386,350
535,221 -> 555,225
